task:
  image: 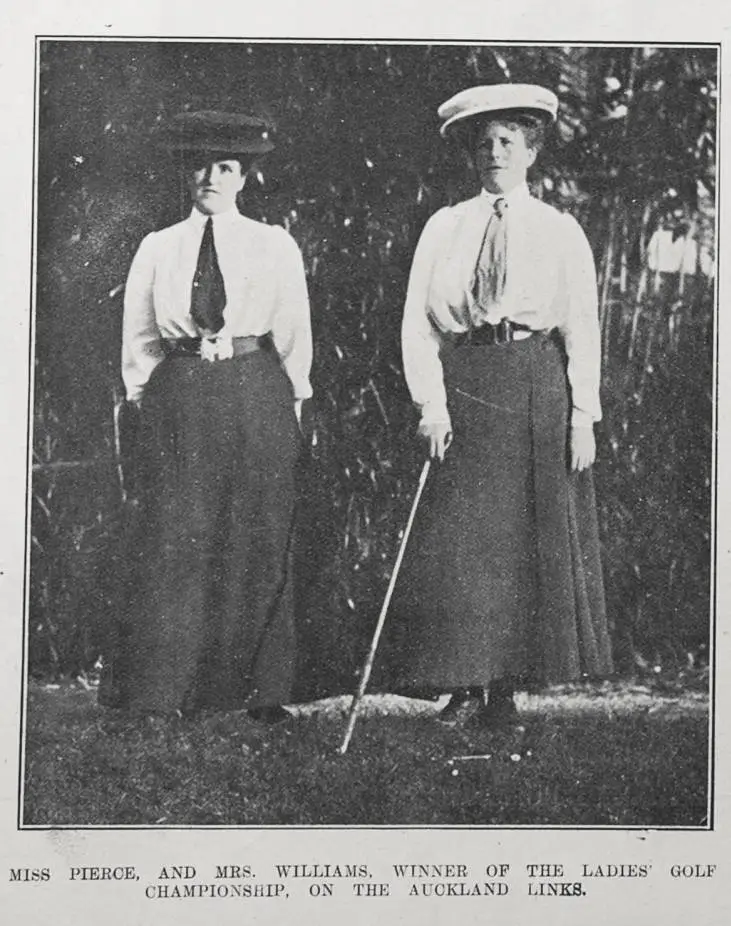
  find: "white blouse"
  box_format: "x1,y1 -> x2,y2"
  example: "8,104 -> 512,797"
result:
122,207 -> 313,403
401,184 -> 601,429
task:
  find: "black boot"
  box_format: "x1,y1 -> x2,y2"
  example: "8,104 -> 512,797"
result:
247,705 -> 291,726
436,687 -> 486,726
472,681 -> 519,729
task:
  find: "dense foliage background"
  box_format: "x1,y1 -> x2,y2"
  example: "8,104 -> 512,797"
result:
30,42 -> 716,696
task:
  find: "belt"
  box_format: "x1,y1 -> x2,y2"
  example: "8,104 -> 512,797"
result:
161,335 -> 269,362
463,318 -> 536,347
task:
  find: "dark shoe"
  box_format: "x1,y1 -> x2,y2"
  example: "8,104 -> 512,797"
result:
247,705 -> 291,726
471,696 -> 520,730
436,689 -> 486,726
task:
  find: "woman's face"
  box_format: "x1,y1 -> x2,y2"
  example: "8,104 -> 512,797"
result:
473,120 -> 537,195
188,159 -> 246,215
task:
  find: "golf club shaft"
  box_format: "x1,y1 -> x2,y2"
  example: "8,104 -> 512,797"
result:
339,457 -> 432,754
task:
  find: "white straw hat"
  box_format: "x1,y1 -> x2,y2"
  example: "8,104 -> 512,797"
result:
438,83 -> 559,137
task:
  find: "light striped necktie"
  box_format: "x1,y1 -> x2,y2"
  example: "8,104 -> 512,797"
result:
471,196 -> 508,327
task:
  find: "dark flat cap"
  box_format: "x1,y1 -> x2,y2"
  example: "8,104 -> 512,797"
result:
156,110 -> 275,156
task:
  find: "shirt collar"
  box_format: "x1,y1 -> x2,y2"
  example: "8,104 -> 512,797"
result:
479,182 -> 530,208
188,206 -> 241,229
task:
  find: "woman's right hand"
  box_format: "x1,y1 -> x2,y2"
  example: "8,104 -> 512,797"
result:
418,418 -> 453,462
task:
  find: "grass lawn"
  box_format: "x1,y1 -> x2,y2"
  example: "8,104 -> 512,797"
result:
22,679 -> 709,827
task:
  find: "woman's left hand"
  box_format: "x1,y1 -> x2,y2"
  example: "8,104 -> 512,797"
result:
295,398 -> 316,445
570,426 -> 596,472
294,399 -> 303,429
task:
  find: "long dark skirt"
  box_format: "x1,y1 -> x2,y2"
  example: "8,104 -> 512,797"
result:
388,334 -> 613,693
100,349 -> 301,715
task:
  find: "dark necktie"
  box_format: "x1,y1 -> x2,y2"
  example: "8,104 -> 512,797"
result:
471,196 -> 509,327
190,217 -> 226,333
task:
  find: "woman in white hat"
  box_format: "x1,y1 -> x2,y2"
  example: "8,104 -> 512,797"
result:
392,84 -> 613,727
101,112 -> 312,723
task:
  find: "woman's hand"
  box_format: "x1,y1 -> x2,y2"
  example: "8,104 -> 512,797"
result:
418,418 -> 453,462
570,425 -> 596,472
294,399 -> 303,429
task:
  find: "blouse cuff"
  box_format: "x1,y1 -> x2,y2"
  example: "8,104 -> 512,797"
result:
125,384 -> 145,405
286,374 -> 313,401
571,408 -> 596,429
419,401 -> 451,427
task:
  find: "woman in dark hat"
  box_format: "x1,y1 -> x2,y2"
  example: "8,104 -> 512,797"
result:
101,112 -> 312,723
393,84 -> 613,727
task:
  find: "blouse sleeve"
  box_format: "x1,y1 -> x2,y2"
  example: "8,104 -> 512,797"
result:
557,214 -> 602,428
121,232 -> 165,404
269,228 -> 313,401
401,210 -> 451,425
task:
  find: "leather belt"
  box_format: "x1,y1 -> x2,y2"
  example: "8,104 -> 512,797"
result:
464,318 -> 535,346
162,335 -> 269,362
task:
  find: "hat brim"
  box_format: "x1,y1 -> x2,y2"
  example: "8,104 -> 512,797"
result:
154,110 -> 275,156
160,138 -> 275,156
440,103 -> 556,138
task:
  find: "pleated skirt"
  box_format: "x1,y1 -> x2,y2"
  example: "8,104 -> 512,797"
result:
100,348 -> 301,715
389,333 -> 614,692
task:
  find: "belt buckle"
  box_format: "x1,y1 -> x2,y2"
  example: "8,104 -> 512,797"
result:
201,336 -> 234,362
497,318 -> 513,345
